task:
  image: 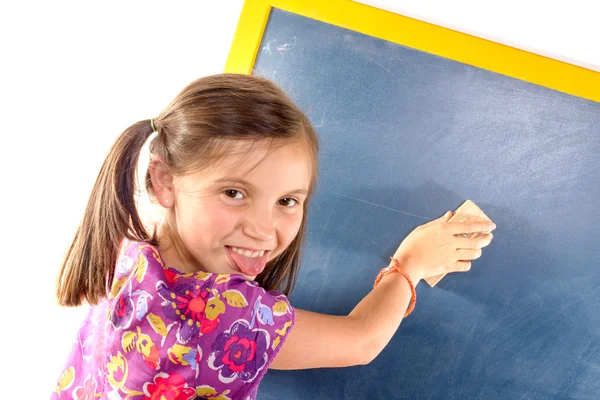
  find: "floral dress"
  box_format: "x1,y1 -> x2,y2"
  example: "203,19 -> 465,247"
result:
52,241 -> 295,400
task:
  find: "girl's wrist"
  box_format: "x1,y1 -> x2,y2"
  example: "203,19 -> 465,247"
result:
373,257 -> 418,317
390,253 -> 423,285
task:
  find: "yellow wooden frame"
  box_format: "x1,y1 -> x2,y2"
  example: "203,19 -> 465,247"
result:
225,0 -> 599,103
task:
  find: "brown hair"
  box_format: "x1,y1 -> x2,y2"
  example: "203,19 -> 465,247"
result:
56,74 -> 319,307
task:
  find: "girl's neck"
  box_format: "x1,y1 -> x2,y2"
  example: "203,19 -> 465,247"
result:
156,216 -> 204,274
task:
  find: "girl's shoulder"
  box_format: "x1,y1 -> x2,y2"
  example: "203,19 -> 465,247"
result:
105,240 -> 295,396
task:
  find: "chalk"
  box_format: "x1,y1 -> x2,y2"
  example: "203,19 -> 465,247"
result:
425,200 -> 493,287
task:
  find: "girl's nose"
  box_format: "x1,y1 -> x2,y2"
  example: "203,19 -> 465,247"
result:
242,209 -> 275,242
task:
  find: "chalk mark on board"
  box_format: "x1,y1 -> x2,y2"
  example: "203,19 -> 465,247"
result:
314,104 -> 328,128
316,205 -> 336,245
277,43 -> 292,52
276,36 -> 297,53
364,54 -> 391,74
262,40 -> 274,55
331,191 -> 429,220
315,111 -> 326,127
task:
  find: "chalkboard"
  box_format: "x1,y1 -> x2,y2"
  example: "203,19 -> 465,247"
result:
253,8 -> 600,400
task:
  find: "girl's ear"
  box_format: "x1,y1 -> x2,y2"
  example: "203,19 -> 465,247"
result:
149,156 -> 175,208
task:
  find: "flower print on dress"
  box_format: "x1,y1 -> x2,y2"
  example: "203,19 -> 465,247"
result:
109,279 -> 153,330
195,385 -> 232,400
106,351 -> 128,392
72,373 -> 98,400
168,344 -> 202,379
133,248 -> 152,281
110,251 -> 146,298
54,366 -> 75,398
132,290 -> 153,321
110,280 -> 134,330
157,279 -> 222,344
249,296 -> 274,329
208,319 -> 270,384
122,326 -> 161,370
141,372 -> 196,400
117,252 -> 135,276
138,243 -> 164,270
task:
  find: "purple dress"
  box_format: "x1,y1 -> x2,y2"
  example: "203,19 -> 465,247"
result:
52,241 -> 296,400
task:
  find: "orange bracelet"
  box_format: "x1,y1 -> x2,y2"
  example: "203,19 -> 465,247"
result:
373,257 -> 416,317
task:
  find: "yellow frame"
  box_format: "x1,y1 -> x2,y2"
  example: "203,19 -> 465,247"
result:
225,0 -> 599,103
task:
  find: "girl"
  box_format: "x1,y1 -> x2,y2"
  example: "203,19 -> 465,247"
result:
53,74 -> 495,400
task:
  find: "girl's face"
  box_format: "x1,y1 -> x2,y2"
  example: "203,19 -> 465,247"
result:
157,141 -> 312,280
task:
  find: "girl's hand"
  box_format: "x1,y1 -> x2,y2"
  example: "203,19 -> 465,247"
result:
393,211 -> 496,283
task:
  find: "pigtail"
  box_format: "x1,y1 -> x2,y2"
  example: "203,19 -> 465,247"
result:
56,120 -> 155,306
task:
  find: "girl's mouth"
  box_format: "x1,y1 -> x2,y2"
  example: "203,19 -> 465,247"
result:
225,246 -> 270,276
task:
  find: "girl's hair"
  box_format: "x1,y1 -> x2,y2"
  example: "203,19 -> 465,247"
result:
57,74 -> 319,307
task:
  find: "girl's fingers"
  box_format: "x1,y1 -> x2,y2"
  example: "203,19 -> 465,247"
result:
456,248 -> 483,261
449,260 -> 472,272
422,211 -> 453,228
448,221 -> 496,235
456,233 -> 493,249
440,211 -> 453,222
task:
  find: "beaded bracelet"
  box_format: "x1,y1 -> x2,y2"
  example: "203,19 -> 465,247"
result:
373,257 -> 416,317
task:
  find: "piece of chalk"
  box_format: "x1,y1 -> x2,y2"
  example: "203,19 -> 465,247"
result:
425,199 -> 493,287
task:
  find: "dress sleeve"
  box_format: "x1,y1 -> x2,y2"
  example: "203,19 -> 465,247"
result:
199,274 -> 296,392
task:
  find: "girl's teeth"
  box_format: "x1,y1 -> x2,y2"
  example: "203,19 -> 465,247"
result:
231,247 -> 265,258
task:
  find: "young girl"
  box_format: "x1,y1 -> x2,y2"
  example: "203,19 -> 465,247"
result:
52,74 -> 495,400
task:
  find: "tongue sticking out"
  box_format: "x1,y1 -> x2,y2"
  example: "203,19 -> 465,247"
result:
229,248 -> 268,276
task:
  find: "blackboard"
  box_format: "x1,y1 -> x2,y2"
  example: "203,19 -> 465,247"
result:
253,8 -> 600,400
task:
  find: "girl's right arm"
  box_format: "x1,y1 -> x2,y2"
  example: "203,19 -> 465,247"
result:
270,212 -> 496,370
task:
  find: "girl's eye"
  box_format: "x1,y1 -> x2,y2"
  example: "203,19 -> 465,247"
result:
279,198 -> 298,207
224,190 -> 298,207
224,189 -> 244,200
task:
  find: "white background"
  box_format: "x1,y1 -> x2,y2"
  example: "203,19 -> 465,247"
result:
357,0 -> 600,71
1,0 -> 597,396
